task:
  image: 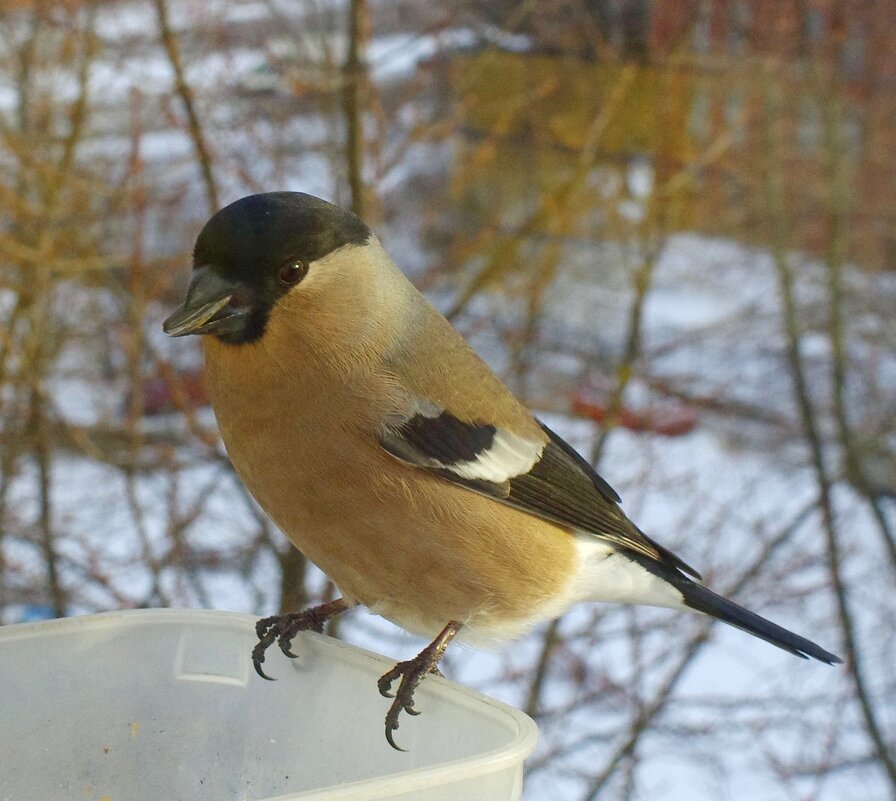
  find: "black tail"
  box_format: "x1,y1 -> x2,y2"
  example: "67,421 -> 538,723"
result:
679,580 -> 841,664
628,552 -> 842,664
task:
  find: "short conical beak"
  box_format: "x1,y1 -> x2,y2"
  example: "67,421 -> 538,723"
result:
163,266 -> 247,337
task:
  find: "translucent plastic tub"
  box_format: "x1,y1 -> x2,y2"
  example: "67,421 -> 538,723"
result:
0,609 -> 537,800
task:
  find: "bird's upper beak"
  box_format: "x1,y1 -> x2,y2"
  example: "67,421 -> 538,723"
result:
163,266 -> 249,337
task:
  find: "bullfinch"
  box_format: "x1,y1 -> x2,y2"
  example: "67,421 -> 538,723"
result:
163,192 -> 840,749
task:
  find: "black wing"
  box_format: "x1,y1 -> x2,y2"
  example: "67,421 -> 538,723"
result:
378,408 -> 700,579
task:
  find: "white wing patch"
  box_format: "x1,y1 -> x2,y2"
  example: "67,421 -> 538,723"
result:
447,429 -> 544,483
386,397 -> 545,484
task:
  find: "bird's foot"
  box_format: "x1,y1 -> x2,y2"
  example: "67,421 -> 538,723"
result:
377,621 -> 462,751
252,598 -> 349,680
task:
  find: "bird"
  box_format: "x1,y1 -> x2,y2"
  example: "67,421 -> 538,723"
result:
163,191 -> 841,749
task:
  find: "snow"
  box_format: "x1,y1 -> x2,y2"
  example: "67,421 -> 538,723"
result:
8,237 -> 881,797
5,302 -> 876,780
368,30 -> 477,81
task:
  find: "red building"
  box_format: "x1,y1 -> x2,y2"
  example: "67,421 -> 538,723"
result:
649,0 -> 895,268
450,0 -> 895,270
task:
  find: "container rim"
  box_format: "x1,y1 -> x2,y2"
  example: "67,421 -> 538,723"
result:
1,608 -> 540,801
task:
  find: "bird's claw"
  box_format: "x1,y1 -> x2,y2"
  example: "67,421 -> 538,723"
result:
379,657 -> 430,750
278,639 -> 299,659
377,663 -> 402,698
252,604 -> 343,679
255,607 -> 458,752
252,617 -> 284,679
378,656 -> 445,750
377,621 -> 462,751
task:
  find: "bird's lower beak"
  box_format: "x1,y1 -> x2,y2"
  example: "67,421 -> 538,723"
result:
163,266 -> 249,337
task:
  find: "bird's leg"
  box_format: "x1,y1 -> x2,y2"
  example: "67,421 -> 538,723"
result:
252,597 -> 350,680
378,620 -> 463,751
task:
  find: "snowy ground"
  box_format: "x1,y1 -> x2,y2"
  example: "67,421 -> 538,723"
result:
5,231 -> 892,801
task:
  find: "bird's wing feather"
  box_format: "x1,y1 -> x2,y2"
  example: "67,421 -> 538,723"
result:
378,405 -> 701,579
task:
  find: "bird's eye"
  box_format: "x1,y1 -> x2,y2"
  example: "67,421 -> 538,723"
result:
278,261 -> 307,286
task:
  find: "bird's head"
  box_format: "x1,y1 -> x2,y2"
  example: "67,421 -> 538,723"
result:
163,192 -> 371,346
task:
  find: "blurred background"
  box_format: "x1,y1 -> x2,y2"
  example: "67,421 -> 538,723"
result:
1,1 -> 894,799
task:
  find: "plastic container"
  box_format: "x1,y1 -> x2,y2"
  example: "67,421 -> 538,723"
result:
0,608 -> 537,800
